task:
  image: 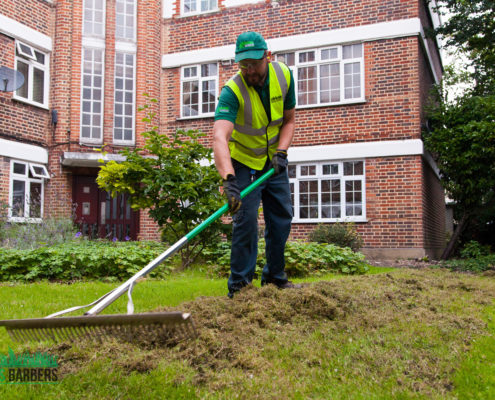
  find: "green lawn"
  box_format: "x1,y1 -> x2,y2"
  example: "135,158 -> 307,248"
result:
0,266 -> 493,399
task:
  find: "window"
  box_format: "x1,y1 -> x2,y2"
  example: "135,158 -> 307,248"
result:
14,41 -> 49,107
116,0 -> 136,40
183,0 -> 217,15
83,0 -> 105,36
81,48 -> 104,142
114,52 -> 135,143
288,160 -> 365,222
275,43 -> 364,107
9,160 -> 49,221
181,63 -> 218,118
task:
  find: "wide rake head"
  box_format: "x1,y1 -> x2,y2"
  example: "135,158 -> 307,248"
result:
0,312 -> 196,344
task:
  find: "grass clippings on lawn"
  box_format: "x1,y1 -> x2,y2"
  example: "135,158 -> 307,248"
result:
39,267 -> 495,399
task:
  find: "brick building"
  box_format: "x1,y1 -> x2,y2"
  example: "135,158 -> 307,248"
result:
0,0 -> 446,259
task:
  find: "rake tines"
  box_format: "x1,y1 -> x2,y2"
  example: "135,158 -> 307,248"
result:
0,312 -> 196,344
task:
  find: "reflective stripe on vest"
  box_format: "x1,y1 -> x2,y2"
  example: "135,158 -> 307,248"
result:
226,61 -> 291,170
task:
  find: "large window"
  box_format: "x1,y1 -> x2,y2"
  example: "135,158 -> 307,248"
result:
83,0 -> 105,36
9,160 -> 49,221
183,0 -> 217,15
181,63 -> 218,118
114,52 -> 135,143
81,48 -> 104,143
275,43 -> 364,108
14,41 -> 49,107
288,160 -> 366,222
116,0 -> 136,40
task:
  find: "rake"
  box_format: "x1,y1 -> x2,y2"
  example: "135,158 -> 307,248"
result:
0,168 -> 275,344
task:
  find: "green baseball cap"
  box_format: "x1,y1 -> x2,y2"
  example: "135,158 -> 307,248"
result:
235,32 -> 268,62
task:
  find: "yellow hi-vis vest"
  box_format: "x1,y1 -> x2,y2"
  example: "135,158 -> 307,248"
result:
226,61 -> 291,170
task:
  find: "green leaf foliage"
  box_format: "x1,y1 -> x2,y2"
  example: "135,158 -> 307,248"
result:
0,241 -> 172,281
204,240 -> 369,278
424,94 -> 495,212
97,103 -> 224,268
431,0 -> 495,95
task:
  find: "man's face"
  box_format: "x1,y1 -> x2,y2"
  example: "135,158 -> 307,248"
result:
239,54 -> 268,87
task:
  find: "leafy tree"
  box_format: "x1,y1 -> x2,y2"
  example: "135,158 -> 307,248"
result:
97,103 -> 224,268
424,91 -> 495,258
423,1 -> 495,258
430,0 -> 495,95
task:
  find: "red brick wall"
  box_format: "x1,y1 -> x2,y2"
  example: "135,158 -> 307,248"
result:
165,0 -> 417,52
422,159 -> 446,258
0,0 -> 53,36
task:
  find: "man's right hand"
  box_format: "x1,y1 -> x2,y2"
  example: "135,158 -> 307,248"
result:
223,174 -> 242,214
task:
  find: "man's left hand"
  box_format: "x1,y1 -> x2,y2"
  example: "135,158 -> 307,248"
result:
272,149 -> 288,175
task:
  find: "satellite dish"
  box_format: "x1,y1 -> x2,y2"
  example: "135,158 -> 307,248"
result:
0,66 -> 25,92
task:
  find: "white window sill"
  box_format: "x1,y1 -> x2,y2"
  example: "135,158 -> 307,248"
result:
12,96 -> 49,110
113,140 -> 135,146
8,217 -> 43,223
296,98 -> 366,110
176,113 -> 215,121
79,139 -> 104,146
179,8 -> 220,18
292,217 -> 368,223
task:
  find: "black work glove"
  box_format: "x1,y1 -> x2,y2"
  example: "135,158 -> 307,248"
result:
272,149 -> 288,175
223,174 -> 242,214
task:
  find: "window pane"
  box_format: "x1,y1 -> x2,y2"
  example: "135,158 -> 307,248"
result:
16,61 -> 29,98
81,48 -> 103,140
299,51 -> 315,63
344,62 -> 361,99
33,67 -> 44,103
29,182 -> 42,218
277,52 -> 295,66
301,165 -> 316,176
12,180 -> 25,217
13,163 -> 26,175
288,165 -> 296,178
201,63 -> 217,77
298,66 -> 317,105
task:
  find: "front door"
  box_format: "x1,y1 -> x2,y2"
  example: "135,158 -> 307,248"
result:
73,176 -> 138,240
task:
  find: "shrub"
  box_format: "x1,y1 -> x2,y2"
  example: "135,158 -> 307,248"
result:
206,239 -> 369,278
309,223 -> 363,251
440,254 -> 495,273
1,216 -> 78,250
0,240 -> 173,281
460,240 -> 491,259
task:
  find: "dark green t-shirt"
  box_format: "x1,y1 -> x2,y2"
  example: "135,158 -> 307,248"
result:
214,66 -> 296,123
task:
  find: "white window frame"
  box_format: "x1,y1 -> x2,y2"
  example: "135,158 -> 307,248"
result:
13,41 -> 50,108
83,0 -> 106,37
80,46 -> 105,144
181,0 -> 218,16
113,51 -> 136,145
275,43 -> 365,109
180,63 -> 218,119
8,160 -> 48,222
115,0 -> 137,41
289,160 -> 366,223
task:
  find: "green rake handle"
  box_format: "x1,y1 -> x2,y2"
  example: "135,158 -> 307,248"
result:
185,168 -> 275,241
48,168 -> 275,318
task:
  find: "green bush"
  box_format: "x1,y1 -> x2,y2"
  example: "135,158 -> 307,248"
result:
205,239 -> 369,278
0,240 -> 173,281
460,240 -> 491,259
440,254 -> 495,273
308,223 -> 363,251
